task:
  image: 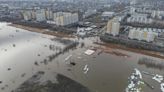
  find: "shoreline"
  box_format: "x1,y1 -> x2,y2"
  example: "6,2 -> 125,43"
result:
9,24 -> 75,38
100,34 -> 164,53
94,42 -> 164,59
8,23 -> 164,59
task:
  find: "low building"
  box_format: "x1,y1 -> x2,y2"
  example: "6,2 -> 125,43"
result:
83,9 -> 97,18
128,27 -> 159,42
46,21 -> 56,24
102,12 -> 115,20
130,7 -> 136,14
77,27 -> 86,36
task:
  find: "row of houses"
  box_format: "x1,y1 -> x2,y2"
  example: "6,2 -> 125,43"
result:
22,9 -> 79,26
130,7 -> 164,19
127,13 -> 153,24
127,16 -> 153,24
128,27 -> 160,42
22,9 -> 46,21
54,12 -> 78,26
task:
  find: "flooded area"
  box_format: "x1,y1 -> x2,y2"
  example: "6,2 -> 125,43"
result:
0,22 -> 164,92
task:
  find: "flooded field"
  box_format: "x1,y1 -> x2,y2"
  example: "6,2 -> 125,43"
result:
0,23 -> 164,92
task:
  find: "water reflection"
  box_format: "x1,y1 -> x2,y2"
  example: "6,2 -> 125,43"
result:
138,57 -> 164,70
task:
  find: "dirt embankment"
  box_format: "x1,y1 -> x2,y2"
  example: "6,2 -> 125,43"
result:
93,46 -> 130,57
9,24 -> 75,38
94,42 -> 164,59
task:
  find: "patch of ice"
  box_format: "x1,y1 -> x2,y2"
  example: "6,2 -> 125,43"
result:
161,83 -> 164,92
126,69 -> 143,92
152,74 -> 163,83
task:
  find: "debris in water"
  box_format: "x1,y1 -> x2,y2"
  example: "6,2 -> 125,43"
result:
13,44 -> 16,47
34,61 -> 39,66
81,42 -> 85,48
93,56 -> 96,58
70,62 -> 76,66
67,69 -> 71,71
65,55 -> 72,61
43,60 -> 48,65
21,73 -> 26,77
9,35 -> 14,38
7,68 -> 11,71
38,71 -> 45,74
16,30 -> 19,32
1,87 -> 4,90
5,85 -> 8,87
83,65 -> 89,74
37,54 -> 41,56
97,50 -> 103,55
12,80 -> 15,84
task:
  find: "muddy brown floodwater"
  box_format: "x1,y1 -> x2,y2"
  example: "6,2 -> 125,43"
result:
0,22 -> 164,92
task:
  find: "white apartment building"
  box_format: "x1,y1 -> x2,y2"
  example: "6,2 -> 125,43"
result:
107,18 -> 120,36
36,9 -> 46,22
128,27 -> 159,42
54,12 -> 79,26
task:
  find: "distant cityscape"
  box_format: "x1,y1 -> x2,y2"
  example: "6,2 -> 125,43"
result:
0,0 -> 164,92
0,0 -> 163,51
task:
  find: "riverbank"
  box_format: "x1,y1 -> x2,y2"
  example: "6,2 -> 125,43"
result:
9,24 -> 75,38
94,42 -> 164,59
100,34 -> 164,53
9,23 -> 164,59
